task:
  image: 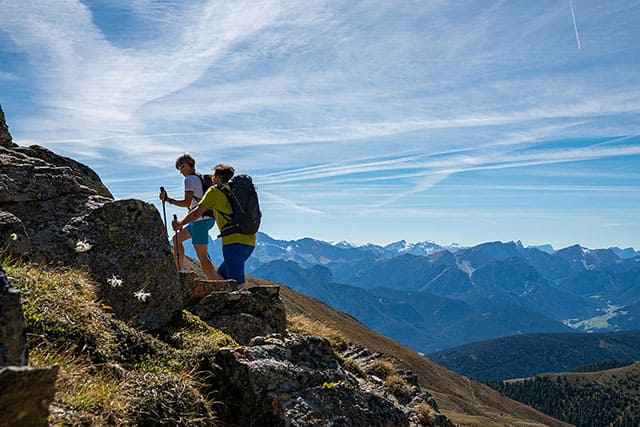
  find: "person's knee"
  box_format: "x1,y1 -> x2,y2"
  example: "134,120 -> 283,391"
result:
194,244 -> 210,259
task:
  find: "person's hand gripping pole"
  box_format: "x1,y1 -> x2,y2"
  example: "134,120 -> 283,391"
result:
159,186 -> 168,236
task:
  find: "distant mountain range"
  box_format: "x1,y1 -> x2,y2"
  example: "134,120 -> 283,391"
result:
183,232 -> 640,353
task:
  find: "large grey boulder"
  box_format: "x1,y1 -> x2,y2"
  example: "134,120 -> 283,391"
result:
0,103 -> 181,330
0,143 -> 112,264
0,266 -> 26,367
0,366 -> 58,427
215,333 -> 409,427
67,199 -> 182,329
193,285 -> 287,345
13,144 -> 113,198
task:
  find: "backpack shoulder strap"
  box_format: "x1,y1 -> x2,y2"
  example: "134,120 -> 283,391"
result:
215,183 -> 231,198
215,184 -> 234,220
190,173 -> 205,201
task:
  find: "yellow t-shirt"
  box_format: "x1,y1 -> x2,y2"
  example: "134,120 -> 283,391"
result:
199,184 -> 256,247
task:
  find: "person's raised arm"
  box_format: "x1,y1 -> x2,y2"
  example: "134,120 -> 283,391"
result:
161,190 -> 193,208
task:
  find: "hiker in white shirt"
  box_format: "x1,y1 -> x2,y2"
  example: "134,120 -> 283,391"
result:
160,153 -> 222,280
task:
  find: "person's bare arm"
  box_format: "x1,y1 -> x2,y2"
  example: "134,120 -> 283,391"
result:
161,190 -> 194,208
172,204 -> 208,230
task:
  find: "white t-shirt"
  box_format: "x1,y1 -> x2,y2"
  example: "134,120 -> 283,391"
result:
184,174 -> 206,221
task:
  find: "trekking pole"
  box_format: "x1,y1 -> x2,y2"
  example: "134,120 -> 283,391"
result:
160,186 -> 168,236
172,214 -> 182,272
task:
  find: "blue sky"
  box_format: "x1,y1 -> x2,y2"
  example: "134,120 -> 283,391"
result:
1,1 -> 639,249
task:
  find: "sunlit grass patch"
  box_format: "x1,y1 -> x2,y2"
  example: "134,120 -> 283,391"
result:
29,340 -> 130,425
6,262 -> 118,360
163,310 -> 237,372
287,313 -> 348,351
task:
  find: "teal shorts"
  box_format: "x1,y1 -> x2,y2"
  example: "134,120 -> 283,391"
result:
186,218 -> 215,245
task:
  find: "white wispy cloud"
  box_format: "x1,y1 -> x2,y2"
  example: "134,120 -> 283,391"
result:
0,71 -> 19,80
1,0 -> 298,151
260,191 -> 326,215
2,0 -> 639,247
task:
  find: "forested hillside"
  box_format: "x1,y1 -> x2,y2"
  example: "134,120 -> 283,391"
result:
429,330 -> 640,380
486,362 -> 640,427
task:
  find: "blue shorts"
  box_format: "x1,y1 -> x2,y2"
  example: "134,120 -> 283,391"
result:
186,218 -> 215,245
218,243 -> 254,285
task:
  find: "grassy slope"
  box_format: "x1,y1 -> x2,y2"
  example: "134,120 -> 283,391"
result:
6,261 -> 236,426
248,276 -> 569,426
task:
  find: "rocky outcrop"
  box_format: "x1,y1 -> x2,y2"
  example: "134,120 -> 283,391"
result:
0,366 -> 58,427
0,105 -> 12,148
0,267 -> 26,367
0,103 -> 181,330
193,285 -> 287,345
344,346 -> 456,427
215,333 -> 409,426
13,144 -> 113,198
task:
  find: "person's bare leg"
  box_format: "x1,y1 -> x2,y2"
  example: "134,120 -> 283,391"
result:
173,228 -> 191,272
194,243 -> 223,280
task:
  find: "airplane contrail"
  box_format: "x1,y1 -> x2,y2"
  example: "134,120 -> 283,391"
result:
569,0 -> 582,50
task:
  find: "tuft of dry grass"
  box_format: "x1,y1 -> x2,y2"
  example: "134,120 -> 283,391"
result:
366,359 -> 396,380
415,401 -> 438,425
163,309 -> 238,372
337,353 -> 366,377
384,374 -> 412,397
287,313 -> 348,351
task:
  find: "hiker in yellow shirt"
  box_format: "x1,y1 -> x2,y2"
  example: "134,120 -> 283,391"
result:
173,163 -> 256,286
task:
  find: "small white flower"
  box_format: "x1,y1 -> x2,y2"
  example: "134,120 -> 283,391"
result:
75,240 -> 93,252
134,289 -> 151,302
10,233 -> 18,241
107,275 -> 123,288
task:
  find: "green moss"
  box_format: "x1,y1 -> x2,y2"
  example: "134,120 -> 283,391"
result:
321,380 -> 353,390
